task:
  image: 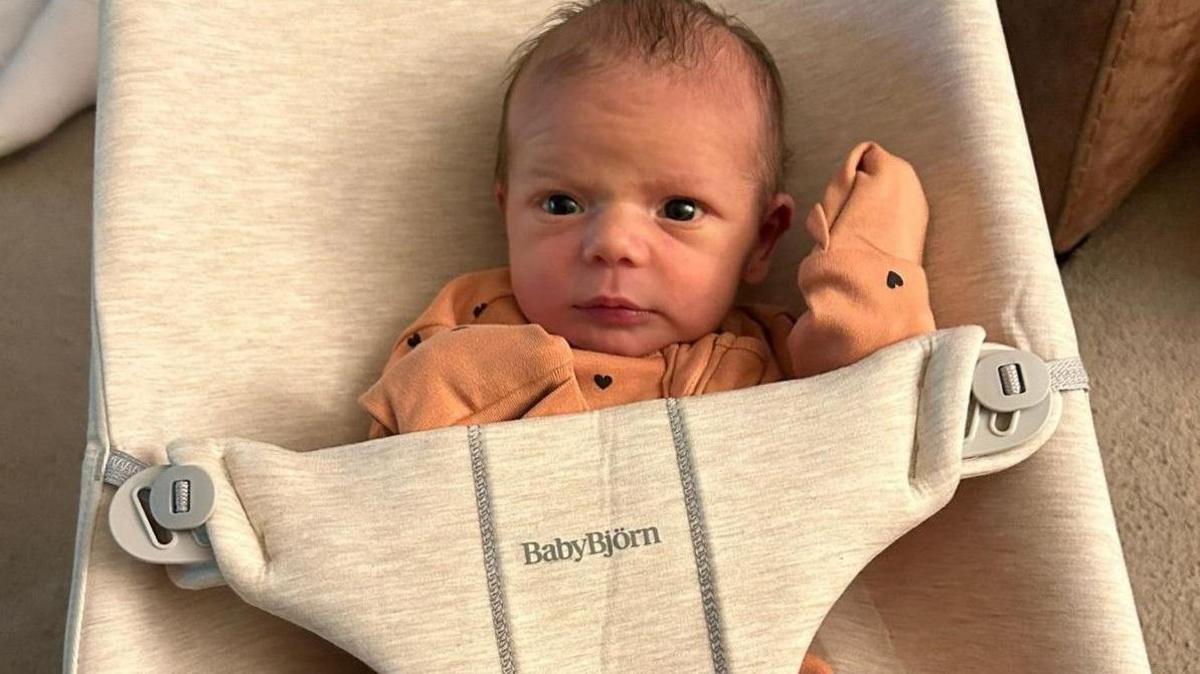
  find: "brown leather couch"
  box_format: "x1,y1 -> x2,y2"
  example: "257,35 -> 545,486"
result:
997,0 -> 1200,253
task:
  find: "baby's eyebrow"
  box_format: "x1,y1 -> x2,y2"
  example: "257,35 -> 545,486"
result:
645,172 -> 714,189
527,165 -> 563,180
525,166 -> 588,192
530,165 -> 705,186
522,164 -> 749,200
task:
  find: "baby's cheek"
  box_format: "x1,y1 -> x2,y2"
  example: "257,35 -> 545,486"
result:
668,271 -> 730,334
511,254 -> 572,324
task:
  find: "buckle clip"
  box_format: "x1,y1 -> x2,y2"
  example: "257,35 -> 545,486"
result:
965,347 -> 1054,459
108,463 -> 217,564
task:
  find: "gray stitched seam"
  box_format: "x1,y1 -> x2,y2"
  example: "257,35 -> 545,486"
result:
665,397 -> 727,673
469,424 -> 517,674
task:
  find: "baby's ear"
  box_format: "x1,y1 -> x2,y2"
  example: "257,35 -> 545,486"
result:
742,192 -> 795,284
493,181 -> 507,216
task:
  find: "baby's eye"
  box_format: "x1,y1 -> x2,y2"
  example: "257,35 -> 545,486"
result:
542,194 -> 582,216
661,198 -> 700,222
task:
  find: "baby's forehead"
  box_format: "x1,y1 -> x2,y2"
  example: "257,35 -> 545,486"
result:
501,21 -> 774,190
512,49 -> 766,132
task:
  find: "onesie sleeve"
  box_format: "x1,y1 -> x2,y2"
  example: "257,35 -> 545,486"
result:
358,267 -> 513,439
787,141 -> 937,379
360,324 -> 454,439
357,267 -> 571,439
358,324 -> 576,436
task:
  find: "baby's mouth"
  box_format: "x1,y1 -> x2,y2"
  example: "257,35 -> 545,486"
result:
578,295 -> 646,311
573,303 -> 657,326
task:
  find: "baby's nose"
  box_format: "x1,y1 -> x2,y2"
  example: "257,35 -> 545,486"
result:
582,209 -> 649,267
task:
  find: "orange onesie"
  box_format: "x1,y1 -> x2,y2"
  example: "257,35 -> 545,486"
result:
358,141 -> 935,674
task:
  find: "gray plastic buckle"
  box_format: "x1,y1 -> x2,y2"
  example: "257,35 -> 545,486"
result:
964,346 -> 1054,459
108,463 -> 217,564
149,464 -> 215,531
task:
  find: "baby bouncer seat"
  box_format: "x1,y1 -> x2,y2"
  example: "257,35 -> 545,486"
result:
64,0 -> 1152,671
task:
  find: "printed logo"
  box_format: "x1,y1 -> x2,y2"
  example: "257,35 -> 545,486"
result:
521,525 -> 662,564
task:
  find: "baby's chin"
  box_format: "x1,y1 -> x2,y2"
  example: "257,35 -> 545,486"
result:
558,324 -> 676,358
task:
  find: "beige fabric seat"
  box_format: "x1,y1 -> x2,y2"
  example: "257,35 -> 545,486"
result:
142,327 -> 1068,672
64,0 -> 1151,672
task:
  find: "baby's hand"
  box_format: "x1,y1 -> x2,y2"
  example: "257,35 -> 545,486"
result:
359,323 -> 575,436
787,141 -> 936,378
803,141 -> 929,264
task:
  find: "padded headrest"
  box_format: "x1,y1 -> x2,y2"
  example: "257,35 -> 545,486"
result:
93,0 -> 1068,448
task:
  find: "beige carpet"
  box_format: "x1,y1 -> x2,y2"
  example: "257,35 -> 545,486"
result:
1059,128 -> 1200,672
1,109 -> 1196,671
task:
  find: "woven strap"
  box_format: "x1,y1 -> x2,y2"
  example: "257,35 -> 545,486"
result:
1046,355 -> 1089,392
103,448 -> 148,488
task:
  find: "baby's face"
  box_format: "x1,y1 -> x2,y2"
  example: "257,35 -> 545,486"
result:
496,58 -> 793,357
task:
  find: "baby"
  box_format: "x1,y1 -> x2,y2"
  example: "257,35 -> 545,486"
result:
359,2 -> 935,672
